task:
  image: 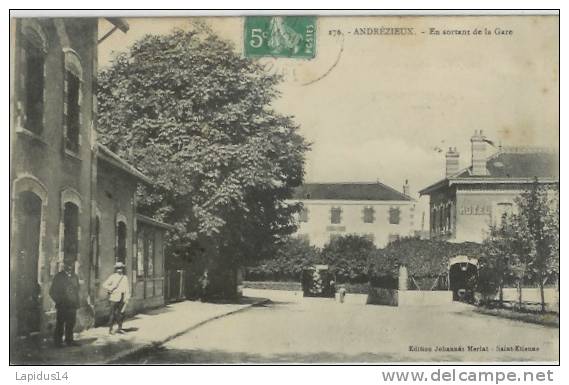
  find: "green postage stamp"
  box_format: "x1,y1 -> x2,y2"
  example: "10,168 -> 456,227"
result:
244,16 -> 316,59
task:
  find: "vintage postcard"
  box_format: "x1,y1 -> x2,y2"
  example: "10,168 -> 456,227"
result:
9,13 -> 559,365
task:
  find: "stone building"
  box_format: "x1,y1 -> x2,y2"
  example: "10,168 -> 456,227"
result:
10,18 -> 171,340
92,144 -> 172,322
419,130 -> 559,243
289,182 -> 418,248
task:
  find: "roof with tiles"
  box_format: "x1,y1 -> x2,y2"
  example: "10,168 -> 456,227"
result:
291,182 -> 413,201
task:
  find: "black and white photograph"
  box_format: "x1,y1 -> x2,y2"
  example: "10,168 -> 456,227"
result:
8,11 -> 560,365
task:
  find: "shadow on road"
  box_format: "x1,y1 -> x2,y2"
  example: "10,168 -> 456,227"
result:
206,296 -> 268,305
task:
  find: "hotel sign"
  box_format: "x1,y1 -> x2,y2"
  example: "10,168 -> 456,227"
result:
459,205 -> 491,215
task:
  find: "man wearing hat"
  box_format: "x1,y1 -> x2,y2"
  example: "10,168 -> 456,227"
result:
103,261 -> 130,334
49,260 -> 81,347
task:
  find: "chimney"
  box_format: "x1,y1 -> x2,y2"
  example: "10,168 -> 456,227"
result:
445,147 -> 460,177
403,179 -> 410,196
471,130 -> 488,176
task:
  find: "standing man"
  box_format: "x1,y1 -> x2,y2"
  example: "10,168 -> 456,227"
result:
338,286 -> 347,304
200,269 -> 209,302
103,262 -> 130,334
49,260 -> 81,347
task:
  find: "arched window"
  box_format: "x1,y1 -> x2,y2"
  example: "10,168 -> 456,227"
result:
116,221 -> 127,263
59,188 -> 82,269
63,48 -> 83,153
63,202 -> 79,263
19,20 -> 47,134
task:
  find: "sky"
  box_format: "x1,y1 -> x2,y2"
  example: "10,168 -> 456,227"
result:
98,16 -> 559,204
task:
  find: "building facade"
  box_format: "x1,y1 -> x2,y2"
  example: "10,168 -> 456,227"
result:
131,215 -> 171,314
10,18 -> 171,340
419,130 -> 559,243
289,182 -> 418,248
10,17 -> 101,338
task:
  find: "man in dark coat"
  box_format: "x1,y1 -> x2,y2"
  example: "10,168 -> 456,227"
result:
49,261 -> 80,347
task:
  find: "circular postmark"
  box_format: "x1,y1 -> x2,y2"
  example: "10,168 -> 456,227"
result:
252,19 -> 345,87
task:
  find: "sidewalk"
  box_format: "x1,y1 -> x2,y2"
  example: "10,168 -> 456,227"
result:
11,296 -> 269,365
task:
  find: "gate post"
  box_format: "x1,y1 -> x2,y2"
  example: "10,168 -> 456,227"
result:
398,264 -> 408,291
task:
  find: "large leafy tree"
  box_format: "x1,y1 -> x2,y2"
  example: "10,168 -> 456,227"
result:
480,180 -> 559,311
321,235 -> 378,283
479,214 -> 518,305
246,236 -> 321,281
97,26 -> 309,280
513,180 -> 559,312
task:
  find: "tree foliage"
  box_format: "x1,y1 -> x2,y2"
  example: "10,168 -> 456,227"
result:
371,238 -> 483,278
478,214 -> 519,300
321,235 -> 378,283
248,235 -> 486,286
479,180 -> 559,311
246,236 -> 321,281
97,26 -> 310,269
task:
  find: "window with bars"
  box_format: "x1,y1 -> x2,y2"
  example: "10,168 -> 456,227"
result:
330,206 -> 342,224
21,37 -> 45,134
363,206 -> 375,223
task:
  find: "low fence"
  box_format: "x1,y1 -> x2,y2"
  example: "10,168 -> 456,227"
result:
243,281 -> 370,294
486,287 -> 559,313
497,287 -> 558,304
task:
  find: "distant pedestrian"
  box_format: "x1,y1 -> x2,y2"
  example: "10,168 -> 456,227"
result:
103,262 -> 130,335
200,270 -> 209,302
338,286 -> 347,303
49,260 -> 80,347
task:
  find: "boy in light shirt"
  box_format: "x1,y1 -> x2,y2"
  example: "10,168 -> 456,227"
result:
103,262 -> 130,334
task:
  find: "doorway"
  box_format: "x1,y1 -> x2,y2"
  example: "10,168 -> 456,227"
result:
448,257 -> 478,303
15,191 -> 42,336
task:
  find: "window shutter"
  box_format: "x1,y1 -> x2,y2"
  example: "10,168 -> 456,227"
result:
19,46 -> 27,125
63,65 -> 68,143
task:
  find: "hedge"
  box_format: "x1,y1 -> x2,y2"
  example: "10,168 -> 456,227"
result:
247,235 -> 485,286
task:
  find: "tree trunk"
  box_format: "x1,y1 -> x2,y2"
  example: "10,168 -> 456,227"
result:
539,276 -> 546,313
498,281 -> 503,307
517,280 -> 522,310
